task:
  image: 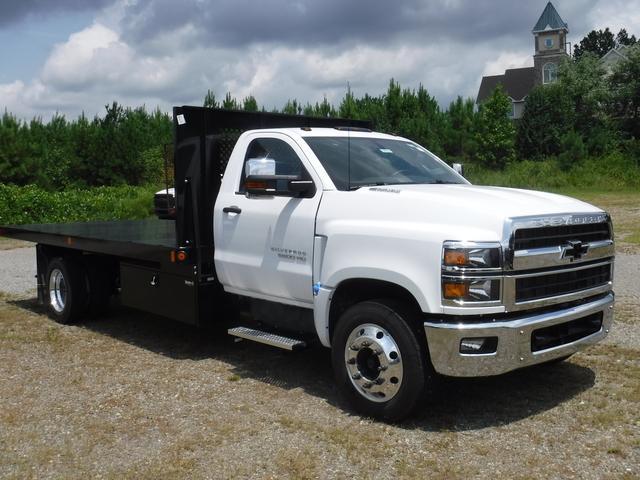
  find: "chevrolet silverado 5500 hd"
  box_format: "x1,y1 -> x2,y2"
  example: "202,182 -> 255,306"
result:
1,107 -> 614,420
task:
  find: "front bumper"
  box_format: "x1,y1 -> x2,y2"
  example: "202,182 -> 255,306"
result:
424,293 -> 614,377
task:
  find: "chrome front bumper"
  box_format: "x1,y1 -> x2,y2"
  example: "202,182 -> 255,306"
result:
424,293 -> 614,377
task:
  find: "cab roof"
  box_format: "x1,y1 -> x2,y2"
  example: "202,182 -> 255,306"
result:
244,127 -> 403,141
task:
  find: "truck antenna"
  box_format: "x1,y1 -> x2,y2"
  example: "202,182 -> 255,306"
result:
347,126 -> 351,190
347,81 -> 351,190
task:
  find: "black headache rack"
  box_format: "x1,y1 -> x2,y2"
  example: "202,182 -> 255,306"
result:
172,106 -> 372,289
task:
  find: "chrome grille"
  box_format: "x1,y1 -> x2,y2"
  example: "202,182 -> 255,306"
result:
513,222 -> 611,250
515,263 -> 612,302
502,213 -> 614,311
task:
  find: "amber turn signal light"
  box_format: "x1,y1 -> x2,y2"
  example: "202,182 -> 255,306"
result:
443,282 -> 469,299
444,250 -> 468,266
245,181 -> 267,190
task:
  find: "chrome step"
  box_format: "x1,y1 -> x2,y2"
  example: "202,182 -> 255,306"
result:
227,326 -> 306,351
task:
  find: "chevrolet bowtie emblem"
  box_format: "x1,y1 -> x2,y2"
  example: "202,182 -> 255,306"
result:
561,240 -> 590,261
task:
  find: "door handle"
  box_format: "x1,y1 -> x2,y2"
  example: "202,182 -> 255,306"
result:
223,206 -> 242,214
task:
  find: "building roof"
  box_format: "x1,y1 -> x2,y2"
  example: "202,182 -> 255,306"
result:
476,67 -> 536,103
601,44 -> 638,70
601,47 -> 628,64
532,2 -> 568,33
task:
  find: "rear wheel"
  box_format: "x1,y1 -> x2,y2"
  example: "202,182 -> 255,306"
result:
331,299 -> 433,421
46,257 -> 88,324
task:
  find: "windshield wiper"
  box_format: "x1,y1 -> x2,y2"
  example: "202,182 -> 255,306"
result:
348,182 -> 389,191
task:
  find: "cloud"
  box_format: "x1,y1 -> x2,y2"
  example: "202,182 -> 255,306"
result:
2,0 -> 640,120
0,0 -> 111,27
482,51 -> 533,77
118,0 -> 548,49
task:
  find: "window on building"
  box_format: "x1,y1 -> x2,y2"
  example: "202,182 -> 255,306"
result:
545,38 -> 554,48
543,63 -> 558,84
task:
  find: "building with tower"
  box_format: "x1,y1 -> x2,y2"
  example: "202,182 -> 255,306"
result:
476,2 -> 569,119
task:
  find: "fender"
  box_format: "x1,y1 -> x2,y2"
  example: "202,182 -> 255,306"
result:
313,268 -> 430,347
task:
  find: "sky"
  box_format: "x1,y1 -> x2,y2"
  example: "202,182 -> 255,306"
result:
1,0 -> 639,120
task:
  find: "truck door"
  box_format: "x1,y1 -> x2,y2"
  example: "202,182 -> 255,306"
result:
214,133 -> 322,306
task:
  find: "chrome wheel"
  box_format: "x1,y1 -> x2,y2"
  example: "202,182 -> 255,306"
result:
49,268 -> 67,313
344,323 -> 403,403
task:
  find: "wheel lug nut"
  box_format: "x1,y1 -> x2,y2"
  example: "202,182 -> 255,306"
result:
361,340 -> 371,347
352,373 -> 361,380
347,358 -> 356,364
374,349 -> 383,355
350,344 -> 360,351
363,382 -> 373,389
378,365 -> 387,371
376,378 -> 385,385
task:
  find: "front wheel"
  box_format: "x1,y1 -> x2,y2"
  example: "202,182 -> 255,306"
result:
331,299 -> 433,421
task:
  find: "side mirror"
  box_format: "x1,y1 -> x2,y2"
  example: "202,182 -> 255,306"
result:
288,180 -> 315,196
245,175 -> 315,198
452,163 -> 464,177
244,157 -> 315,197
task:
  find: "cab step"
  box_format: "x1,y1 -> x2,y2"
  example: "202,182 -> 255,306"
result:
227,326 -> 307,351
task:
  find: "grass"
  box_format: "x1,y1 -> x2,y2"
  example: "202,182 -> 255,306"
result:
553,191 -> 640,250
0,238 -> 32,250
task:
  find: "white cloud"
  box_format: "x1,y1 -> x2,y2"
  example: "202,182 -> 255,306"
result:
0,21 -> 495,119
586,0 -> 640,34
482,51 -> 533,77
42,23 -> 122,88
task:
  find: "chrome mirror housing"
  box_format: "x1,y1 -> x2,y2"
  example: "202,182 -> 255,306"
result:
245,158 -> 276,177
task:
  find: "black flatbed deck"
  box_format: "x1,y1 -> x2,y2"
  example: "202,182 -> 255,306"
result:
0,219 -> 177,264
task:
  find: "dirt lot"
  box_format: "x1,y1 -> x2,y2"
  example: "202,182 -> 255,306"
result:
1,193 -> 639,479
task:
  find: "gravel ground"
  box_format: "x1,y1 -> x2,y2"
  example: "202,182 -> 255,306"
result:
0,244 -> 638,479
0,245 -> 37,295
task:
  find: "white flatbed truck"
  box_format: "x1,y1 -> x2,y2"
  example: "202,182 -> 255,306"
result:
0,107 -> 615,420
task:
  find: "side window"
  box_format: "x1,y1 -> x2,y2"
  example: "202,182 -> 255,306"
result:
239,137 -> 310,192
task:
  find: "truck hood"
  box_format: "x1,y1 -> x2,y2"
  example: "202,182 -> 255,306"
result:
377,184 -> 600,217
317,184 -> 604,242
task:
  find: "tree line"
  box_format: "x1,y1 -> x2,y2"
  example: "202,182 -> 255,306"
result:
0,28 -> 638,190
0,103 -> 171,189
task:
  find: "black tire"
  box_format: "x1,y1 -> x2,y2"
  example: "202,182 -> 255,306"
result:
84,258 -> 113,316
45,257 -> 89,324
331,299 -> 434,422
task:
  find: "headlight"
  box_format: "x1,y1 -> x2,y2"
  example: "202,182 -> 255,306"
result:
442,241 -> 502,305
442,278 -> 501,302
442,242 -> 502,271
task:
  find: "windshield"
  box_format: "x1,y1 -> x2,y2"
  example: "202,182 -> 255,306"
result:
303,137 -> 465,190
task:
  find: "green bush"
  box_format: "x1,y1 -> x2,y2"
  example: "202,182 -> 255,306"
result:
465,151 -> 640,191
0,184 -> 157,225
